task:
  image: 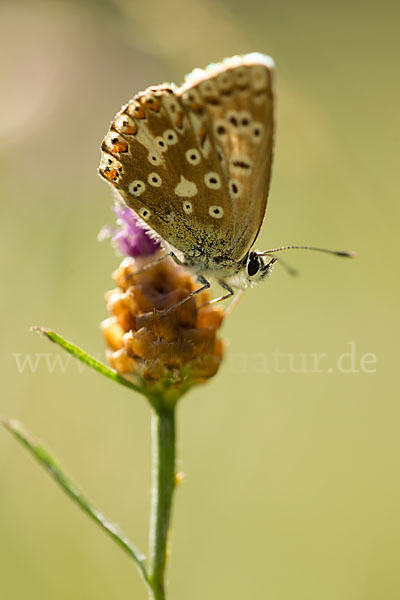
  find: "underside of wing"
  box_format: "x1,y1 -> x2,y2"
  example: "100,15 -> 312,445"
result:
99,53 -> 275,266
179,53 -> 275,260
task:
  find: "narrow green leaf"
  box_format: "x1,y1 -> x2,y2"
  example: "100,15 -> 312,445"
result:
1,417 -> 150,584
32,327 -> 145,396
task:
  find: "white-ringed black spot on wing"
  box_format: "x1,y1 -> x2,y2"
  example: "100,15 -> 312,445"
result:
234,67 -> 249,88
230,155 -> 253,176
214,119 -> 228,140
162,96 -> 182,125
208,205 -> 224,219
251,122 -> 264,142
163,129 -> 178,145
128,180 -> 146,197
251,65 -> 269,91
183,201 -> 193,214
185,148 -> 201,165
181,88 -> 202,109
238,111 -> 252,133
204,172 -> 221,190
229,179 -> 242,199
139,207 -> 151,220
147,151 -> 162,166
226,110 -> 239,128
154,136 -> 168,152
199,79 -> 217,95
199,79 -> 219,104
148,172 -> 162,187
217,71 -> 233,92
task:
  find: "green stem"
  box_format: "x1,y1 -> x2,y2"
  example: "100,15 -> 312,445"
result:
1,418 -> 150,587
31,327 -> 146,397
148,406 -> 176,600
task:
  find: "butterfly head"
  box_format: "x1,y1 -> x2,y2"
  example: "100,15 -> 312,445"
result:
242,251 -> 277,287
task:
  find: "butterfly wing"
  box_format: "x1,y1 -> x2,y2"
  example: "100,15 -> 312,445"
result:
99,85 -> 234,262
179,53 -> 275,261
99,54 -> 274,266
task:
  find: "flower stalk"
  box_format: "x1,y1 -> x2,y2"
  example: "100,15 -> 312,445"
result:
2,206 -> 225,599
148,406 -> 176,600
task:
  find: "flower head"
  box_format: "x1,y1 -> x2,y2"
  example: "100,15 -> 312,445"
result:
101,207 -> 225,403
99,203 -> 160,258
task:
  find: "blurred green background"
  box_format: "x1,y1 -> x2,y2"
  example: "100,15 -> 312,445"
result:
1,0 -> 399,598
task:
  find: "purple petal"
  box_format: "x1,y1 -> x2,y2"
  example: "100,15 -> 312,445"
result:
99,204 -> 161,258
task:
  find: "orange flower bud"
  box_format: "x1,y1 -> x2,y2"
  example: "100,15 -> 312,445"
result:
102,254 -> 224,397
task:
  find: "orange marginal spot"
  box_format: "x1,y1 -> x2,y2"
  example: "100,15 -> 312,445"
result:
134,106 -> 146,119
139,92 -> 161,112
125,123 -> 137,135
176,111 -> 183,129
148,100 -> 160,112
105,168 -> 118,181
112,140 -> 128,153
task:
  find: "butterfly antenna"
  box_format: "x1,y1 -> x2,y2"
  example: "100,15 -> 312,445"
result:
260,245 -> 356,258
273,256 -> 299,277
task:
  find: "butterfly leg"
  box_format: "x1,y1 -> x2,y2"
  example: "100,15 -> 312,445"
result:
128,251 -> 173,277
197,279 -> 235,310
160,275 -> 211,318
224,289 -> 244,317
129,250 -> 185,277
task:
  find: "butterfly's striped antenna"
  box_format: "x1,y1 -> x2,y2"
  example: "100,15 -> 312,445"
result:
259,245 -> 356,258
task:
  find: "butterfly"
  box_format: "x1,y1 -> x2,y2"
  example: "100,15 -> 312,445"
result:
99,53 -> 353,312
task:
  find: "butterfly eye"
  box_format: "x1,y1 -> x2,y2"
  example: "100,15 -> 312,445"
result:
247,255 -> 260,277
